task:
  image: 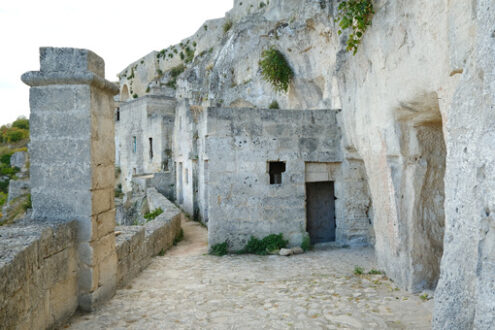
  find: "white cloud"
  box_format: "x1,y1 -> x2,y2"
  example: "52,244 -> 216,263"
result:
0,0 -> 233,126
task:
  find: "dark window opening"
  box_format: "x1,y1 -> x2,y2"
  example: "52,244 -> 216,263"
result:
116,108 -> 120,121
269,161 -> 286,184
132,136 -> 137,153
149,138 -> 153,159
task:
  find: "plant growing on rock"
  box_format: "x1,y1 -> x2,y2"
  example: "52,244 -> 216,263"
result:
269,101 -> 280,109
210,242 -> 228,256
337,0 -> 374,55
223,20 -> 233,34
165,64 -> 186,90
144,207 -> 163,221
241,233 -> 288,255
259,47 -> 294,93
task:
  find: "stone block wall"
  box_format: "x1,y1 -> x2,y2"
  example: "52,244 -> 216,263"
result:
116,95 -> 177,193
0,220 -> 78,329
115,188 -> 182,288
202,108 -> 343,250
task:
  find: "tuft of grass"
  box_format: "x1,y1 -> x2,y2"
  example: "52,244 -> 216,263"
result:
223,20 -> 233,34
419,293 -> 431,301
158,248 -> 166,256
259,47 -> 294,92
368,269 -> 383,275
173,228 -> 184,246
144,208 -> 163,221
165,64 -> 186,90
210,242 -> 228,256
269,101 -> 280,109
354,266 -> 364,275
22,193 -> 31,210
241,233 -> 288,255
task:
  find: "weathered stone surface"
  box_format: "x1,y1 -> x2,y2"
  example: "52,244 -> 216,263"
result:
0,219 -> 78,330
68,246 -> 433,329
10,151 -> 28,172
115,188 -> 182,288
22,47 -> 119,313
6,179 -> 29,203
116,95 -> 177,193
291,247 -> 304,255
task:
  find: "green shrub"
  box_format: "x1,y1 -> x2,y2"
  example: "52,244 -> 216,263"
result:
337,0 -> 374,55
132,93 -> 138,99
6,128 -> 25,142
0,153 -> 12,166
301,235 -> 312,251
269,101 -> 280,109
210,242 -> 228,256
166,64 -> 186,90
259,2 -> 266,8
203,25 -> 208,31
23,194 -> 31,210
259,47 -> 294,92
368,269 -> 383,275
354,266 -> 364,275
223,20 -> 233,34
242,233 -> 288,255
12,117 -> 29,130
185,47 -> 195,63
180,52 -> 185,60
0,192 -> 7,207
144,207 -> 163,221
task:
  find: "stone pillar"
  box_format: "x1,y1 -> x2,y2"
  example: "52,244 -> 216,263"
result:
22,48 -> 119,311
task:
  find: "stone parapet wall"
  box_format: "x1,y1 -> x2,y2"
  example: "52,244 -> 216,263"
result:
116,188 -> 182,288
0,220 -> 78,329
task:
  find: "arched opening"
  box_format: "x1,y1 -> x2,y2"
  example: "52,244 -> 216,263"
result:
121,84 -> 130,101
397,92 -> 446,291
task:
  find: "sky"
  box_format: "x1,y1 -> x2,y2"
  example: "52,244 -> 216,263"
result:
0,0 -> 233,126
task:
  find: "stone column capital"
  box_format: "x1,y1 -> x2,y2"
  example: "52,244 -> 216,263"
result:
21,70 -> 119,95
21,47 -> 119,95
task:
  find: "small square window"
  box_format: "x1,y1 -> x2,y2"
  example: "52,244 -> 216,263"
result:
269,161 -> 286,184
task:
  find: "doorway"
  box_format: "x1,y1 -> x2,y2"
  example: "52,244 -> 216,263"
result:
306,181 -> 336,244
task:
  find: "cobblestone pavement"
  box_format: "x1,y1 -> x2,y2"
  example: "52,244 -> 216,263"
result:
68,220 -> 432,329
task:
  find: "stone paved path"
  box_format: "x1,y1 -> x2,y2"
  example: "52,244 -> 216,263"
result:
67,219 -> 432,329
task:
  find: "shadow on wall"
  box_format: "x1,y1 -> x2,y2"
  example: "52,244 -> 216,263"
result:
121,84 -> 130,101
396,92 -> 446,291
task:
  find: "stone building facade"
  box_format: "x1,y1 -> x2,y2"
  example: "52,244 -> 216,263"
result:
113,1 -> 495,328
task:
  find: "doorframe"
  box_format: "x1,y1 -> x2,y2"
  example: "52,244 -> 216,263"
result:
304,162 -> 342,241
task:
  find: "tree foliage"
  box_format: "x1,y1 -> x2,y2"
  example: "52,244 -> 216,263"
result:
337,0 -> 374,55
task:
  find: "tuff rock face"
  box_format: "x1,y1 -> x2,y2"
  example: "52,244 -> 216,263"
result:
118,0 -> 495,328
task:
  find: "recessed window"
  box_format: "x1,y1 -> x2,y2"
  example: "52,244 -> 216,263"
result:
149,138 -> 153,159
269,161 -> 286,184
185,168 -> 189,184
132,136 -> 137,153
116,108 -> 120,121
